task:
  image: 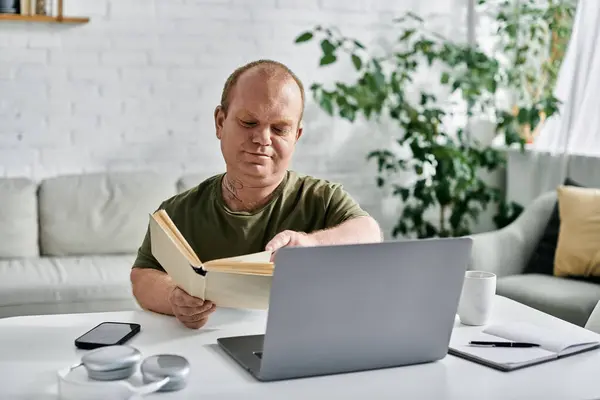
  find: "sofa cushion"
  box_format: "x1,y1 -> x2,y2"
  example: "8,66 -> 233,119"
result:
554,184 -> 600,279
0,177 -> 38,258
39,172 -> 177,256
0,255 -> 139,318
497,274 -> 600,326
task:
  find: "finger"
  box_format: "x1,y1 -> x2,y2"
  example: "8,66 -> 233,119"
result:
176,301 -> 216,318
174,301 -> 214,317
173,295 -> 204,308
265,231 -> 292,252
180,307 -> 216,324
172,289 -> 205,308
265,232 -> 284,252
184,316 -> 209,330
177,304 -> 216,323
178,311 -> 209,324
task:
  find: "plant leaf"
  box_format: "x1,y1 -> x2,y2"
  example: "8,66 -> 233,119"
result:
320,39 -> 336,55
353,39 -> 365,49
319,53 -> 337,66
398,29 -> 416,42
351,54 -> 362,70
295,32 -> 313,43
319,95 -> 334,115
517,107 -> 529,125
406,11 -> 423,22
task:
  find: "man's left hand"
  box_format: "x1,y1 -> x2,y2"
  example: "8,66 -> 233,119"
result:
265,230 -> 318,255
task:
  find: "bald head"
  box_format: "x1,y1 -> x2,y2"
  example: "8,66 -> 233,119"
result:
219,59 -> 305,121
214,59 -> 305,188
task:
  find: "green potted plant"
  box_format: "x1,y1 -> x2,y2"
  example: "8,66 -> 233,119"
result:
294,1 -> 575,238
479,0 -> 576,145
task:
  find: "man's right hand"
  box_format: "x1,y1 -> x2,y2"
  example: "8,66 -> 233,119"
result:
168,286 -> 216,329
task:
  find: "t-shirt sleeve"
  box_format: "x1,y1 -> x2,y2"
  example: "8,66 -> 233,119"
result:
132,223 -> 165,272
323,184 -> 370,228
132,202 -> 166,272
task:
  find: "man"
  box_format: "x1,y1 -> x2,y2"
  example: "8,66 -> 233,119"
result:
130,59 -> 382,329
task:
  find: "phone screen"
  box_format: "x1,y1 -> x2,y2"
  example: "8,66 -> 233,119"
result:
76,322 -> 139,346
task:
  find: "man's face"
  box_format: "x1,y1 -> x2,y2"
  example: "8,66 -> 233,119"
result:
214,70 -> 303,185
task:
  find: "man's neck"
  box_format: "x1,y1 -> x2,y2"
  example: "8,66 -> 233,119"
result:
221,172 -> 285,212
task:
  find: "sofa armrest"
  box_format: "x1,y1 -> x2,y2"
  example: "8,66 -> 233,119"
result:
467,190 -> 557,277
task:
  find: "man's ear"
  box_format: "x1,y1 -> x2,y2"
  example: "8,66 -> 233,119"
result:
214,105 -> 225,139
295,121 -> 303,141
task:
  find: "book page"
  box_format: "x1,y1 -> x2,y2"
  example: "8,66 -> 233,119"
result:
450,330 -> 556,365
216,250 -> 273,263
204,250 -> 274,274
484,321 -> 600,354
154,210 -> 201,266
201,267 -> 272,276
204,271 -> 272,309
203,261 -> 274,275
149,215 -> 206,298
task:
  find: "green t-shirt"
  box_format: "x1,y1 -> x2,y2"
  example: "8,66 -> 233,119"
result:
133,170 -> 370,271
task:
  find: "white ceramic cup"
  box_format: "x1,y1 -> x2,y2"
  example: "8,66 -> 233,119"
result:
457,271 -> 496,326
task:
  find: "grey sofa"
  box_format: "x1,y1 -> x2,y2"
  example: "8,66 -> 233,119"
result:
6,169 -> 598,326
468,190 -> 600,327
0,171 -> 213,319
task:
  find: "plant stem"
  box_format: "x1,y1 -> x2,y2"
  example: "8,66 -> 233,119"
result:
440,205 -> 446,235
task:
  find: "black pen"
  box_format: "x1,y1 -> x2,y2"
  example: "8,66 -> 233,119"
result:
469,341 -> 540,348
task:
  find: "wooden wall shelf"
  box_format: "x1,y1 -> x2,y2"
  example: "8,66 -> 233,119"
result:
0,14 -> 89,23
0,0 -> 88,24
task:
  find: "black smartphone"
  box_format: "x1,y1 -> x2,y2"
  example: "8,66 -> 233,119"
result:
74,322 -> 141,350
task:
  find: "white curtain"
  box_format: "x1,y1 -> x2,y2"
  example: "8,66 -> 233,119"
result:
532,0 -> 600,156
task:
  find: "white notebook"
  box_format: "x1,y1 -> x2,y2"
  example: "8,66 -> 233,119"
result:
449,321 -> 600,371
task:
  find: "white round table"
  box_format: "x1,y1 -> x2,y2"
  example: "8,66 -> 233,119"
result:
1,296 -> 599,399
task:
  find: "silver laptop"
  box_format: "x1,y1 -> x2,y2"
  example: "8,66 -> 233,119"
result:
217,237 -> 472,381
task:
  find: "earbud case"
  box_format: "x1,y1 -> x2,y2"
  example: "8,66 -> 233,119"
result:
80,345 -> 142,381
141,354 -> 190,391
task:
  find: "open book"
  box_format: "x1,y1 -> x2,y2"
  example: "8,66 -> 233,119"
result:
449,321 -> 600,371
148,209 -> 274,309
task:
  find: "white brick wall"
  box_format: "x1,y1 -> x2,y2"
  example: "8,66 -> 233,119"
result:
0,0 -> 476,237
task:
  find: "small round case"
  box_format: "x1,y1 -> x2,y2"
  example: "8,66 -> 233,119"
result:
80,345 -> 142,381
141,354 -> 190,392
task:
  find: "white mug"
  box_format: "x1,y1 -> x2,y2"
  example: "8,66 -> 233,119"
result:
457,271 -> 496,326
